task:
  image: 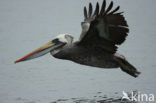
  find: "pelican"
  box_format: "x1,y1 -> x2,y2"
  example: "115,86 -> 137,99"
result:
15,0 -> 140,77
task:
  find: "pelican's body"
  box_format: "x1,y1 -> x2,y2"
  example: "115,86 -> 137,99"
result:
53,43 -> 119,68
15,0 -> 140,77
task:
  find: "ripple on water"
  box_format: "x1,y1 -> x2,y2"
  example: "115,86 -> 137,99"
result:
50,91 -> 138,103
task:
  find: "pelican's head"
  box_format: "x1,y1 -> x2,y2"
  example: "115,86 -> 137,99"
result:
15,34 -> 73,63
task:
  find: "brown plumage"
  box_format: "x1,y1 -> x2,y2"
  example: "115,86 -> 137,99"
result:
53,0 -> 140,77
15,0 -> 140,78
79,0 -> 129,53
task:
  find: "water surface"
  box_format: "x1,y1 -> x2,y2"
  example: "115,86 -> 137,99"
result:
0,0 -> 156,103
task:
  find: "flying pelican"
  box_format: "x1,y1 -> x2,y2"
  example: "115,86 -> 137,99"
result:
15,0 -> 140,77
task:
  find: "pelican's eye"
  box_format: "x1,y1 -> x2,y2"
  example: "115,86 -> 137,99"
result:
52,39 -> 60,44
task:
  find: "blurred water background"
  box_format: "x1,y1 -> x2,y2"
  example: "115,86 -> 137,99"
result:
0,0 -> 156,103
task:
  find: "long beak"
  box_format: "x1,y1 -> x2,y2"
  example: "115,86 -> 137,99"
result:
14,41 -> 65,63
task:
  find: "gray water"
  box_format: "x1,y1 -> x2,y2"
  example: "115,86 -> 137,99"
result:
0,0 -> 156,103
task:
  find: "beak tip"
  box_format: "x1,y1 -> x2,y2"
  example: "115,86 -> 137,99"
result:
14,60 -> 20,64
14,61 -> 17,64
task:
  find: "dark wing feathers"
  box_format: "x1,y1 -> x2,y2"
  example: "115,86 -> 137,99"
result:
109,26 -> 129,44
100,0 -> 106,15
78,0 -> 129,53
84,7 -> 87,19
88,3 -> 93,17
94,2 -> 99,16
107,13 -> 128,27
105,1 -> 113,14
108,6 -> 120,15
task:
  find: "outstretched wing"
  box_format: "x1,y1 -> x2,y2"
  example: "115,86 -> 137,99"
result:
78,0 -> 129,53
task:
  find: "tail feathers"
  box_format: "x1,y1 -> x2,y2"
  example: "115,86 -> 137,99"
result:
116,57 -> 141,78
